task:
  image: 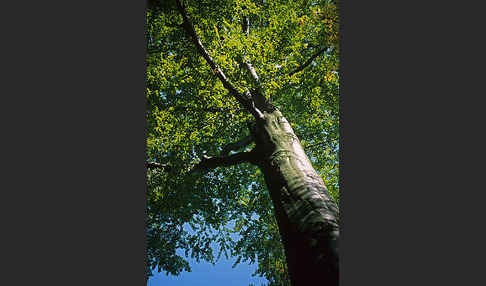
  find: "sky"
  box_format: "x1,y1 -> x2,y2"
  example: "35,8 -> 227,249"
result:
148,219 -> 269,286
147,253 -> 268,286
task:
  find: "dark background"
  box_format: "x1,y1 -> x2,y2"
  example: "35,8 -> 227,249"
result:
1,0 -> 484,285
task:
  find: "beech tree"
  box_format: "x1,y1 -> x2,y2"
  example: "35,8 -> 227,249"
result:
146,0 -> 339,285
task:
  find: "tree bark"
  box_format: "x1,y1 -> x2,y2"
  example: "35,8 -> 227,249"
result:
252,110 -> 339,286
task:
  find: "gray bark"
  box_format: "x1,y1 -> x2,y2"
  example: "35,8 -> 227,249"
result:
251,110 -> 339,286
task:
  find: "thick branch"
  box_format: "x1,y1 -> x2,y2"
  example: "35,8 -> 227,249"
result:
193,151 -> 256,171
158,105 -> 235,114
240,15 -> 261,90
240,11 -> 267,109
220,135 -> 253,157
242,60 -> 268,109
288,47 -> 327,77
146,161 -> 169,170
243,60 -> 262,90
242,14 -> 249,37
175,0 -> 262,119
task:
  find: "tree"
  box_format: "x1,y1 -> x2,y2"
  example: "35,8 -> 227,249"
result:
146,0 -> 339,285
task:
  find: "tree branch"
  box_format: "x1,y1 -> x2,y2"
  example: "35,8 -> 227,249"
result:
220,135 -> 253,157
288,47 -> 327,77
243,60 -> 263,93
192,135 -> 255,172
146,161 -> 169,170
175,0 -> 263,119
157,105 -> 236,114
240,10 -> 268,111
240,21 -> 262,90
242,13 -> 249,37
193,151 -> 256,172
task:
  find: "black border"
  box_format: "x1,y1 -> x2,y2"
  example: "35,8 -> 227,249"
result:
3,1 -> 147,285
3,0 -> 480,285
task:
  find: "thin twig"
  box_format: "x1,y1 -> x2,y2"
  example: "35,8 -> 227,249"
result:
288,47 -> 327,77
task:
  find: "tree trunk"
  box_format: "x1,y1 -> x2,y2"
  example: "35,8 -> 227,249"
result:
252,109 -> 339,286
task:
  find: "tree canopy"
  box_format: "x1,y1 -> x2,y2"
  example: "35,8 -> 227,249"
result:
145,0 -> 339,284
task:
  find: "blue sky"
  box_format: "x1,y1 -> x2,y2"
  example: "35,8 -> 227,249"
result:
147,254 -> 268,286
148,219 -> 269,286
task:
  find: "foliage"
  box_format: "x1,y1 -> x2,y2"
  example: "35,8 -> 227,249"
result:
146,0 -> 339,284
